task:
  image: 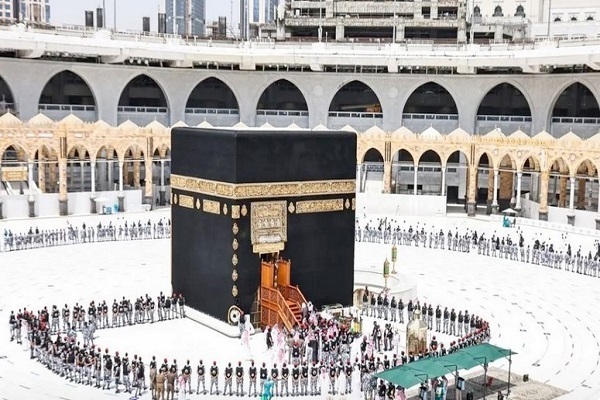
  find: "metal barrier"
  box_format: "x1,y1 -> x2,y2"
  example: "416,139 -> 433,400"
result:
117,106 -> 168,113
476,115 -> 532,122
551,116 -> 600,124
403,113 -> 459,120
256,109 -> 309,117
185,108 -> 239,115
328,111 -> 383,119
39,104 -> 96,112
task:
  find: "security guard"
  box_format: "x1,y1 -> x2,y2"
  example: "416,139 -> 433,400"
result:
209,361 -> 219,395
182,360 -> 192,394
248,360 -> 258,397
435,305 -> 442,332
292,363 -> 300,396
398,299 -> 404,324
300,361 -> 309,396
345,361 -> 353,394
310,361 -> 319,396
271,363 -> 279,397
224,362 -> 233,396
259,362 -> 268,396
443,307 -> 449,334
235,361 -> 244,396
390,297 -> 397,322
197,360 -> 206,395
281,363 -> 290,396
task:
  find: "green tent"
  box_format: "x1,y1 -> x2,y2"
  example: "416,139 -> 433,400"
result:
375,344 -> 516,389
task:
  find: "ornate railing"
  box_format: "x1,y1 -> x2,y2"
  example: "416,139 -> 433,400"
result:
280,285 -> 308,308
260,286 -> 296,331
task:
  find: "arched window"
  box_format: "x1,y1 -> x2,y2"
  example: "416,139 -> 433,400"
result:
493,6 -> 503,17
515,5 -> 525,17
473,6 -> 481,17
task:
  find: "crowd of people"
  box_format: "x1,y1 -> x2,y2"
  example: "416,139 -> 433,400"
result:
8,283 -> 490,399
8,291 -> 185,396
2,217 -> 171,252
356,217 -> 600,277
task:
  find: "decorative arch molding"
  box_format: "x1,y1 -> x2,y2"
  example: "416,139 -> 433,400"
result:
117,72 -> 171,110
547,79 -> 600,122
326,79 -> 384,113
400,80 -> 460,116
475,80 -> 534,119
38,70 -> 98,107
184,76 -> 241,110
253,76 -> 310,112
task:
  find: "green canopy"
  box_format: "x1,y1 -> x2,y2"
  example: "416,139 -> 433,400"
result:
375,344 -> 516,389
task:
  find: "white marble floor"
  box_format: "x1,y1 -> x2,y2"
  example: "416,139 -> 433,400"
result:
1,212 -> 599,399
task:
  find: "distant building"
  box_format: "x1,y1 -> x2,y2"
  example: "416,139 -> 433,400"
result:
0,0 -> 50,24
166,0 -> 206,37
240,0 -> 279,39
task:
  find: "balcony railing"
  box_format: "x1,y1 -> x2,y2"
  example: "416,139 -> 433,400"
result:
552,116 -> 600,124
185,107 -> 239,115
328,111 -> 383,119
477,115 -> 532,122
118,106 -> 168,113
39,104 -> 96,112
403,113 -> 459,120
256,109 -> 309,117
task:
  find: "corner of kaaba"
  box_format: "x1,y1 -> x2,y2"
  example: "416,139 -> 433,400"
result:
170,127 -> 357,329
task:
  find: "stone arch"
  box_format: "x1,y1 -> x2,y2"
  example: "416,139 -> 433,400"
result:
95,146 -> 119,192
118,74 -> 169,109
549,81 -> 600,120
66,146 -> 92,192
547,157 -> 572,208
361,147 -> 384,163
572,159 -> 598,211
402,82 -> 458,115
390,149 -> 416,194
185,77 -> 240,111
446,149 -> 470,167
34,146 -> 58,193
477,82 -> 532,118
328,80 -> 383,114
256,78 -> 308,112
495,153 -> 517,172
38,70 -> 97,107
520,153 -> 541,172
416,149 -> 444,196
122,145 -> 147,190
1,144 -> 28,163
0,75 -> 15,111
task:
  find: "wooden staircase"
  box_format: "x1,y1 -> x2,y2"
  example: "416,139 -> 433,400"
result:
259,259 -> 308,332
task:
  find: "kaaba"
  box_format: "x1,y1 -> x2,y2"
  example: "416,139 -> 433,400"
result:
170,128 -> 356,326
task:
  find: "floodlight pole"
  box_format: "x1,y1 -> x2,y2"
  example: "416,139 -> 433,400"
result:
474,356 -> 488,399
507,350 -> 512,397
444,364 -> 459,400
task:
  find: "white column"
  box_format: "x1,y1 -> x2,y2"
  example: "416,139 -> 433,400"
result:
90,162 -> 96,194
441,166 -> 446,196
597,179 -> 600,213
160,159 -> 165,188
28,161 -> 34,193
569,177 -> 575,210
492,169 -> 499,206
80,162 -> 85,192
413,163 -> 418,195
118,161 -> 124,192
516,172 -> 523,208
107,160 -> 113,191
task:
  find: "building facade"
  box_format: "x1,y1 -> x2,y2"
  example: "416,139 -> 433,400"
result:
0,0 -> 50,23
165,0 -> 205,36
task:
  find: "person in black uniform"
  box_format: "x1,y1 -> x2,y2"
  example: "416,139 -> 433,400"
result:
378,379 -> 387,400
300,361 -> 309,396
210,361 -> 219,395
122,353 -> 131,393
224,362 -> 233,396
271,364 -> 279,397
390,297 -> 397,322
113,352 -> 121,394
328,362 -> 337,395
310,362 -> 319,396
235,361 -> 244,396
266,328 -> 273,350
435,306 -> 442,332
197,360 -> 206,395
248,360 -> 257,397
259,362 -> 268,396
345,361 -> 353,394
182,360 -> 192,394
281,363 -> 290,396
291,363 -> 300,396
